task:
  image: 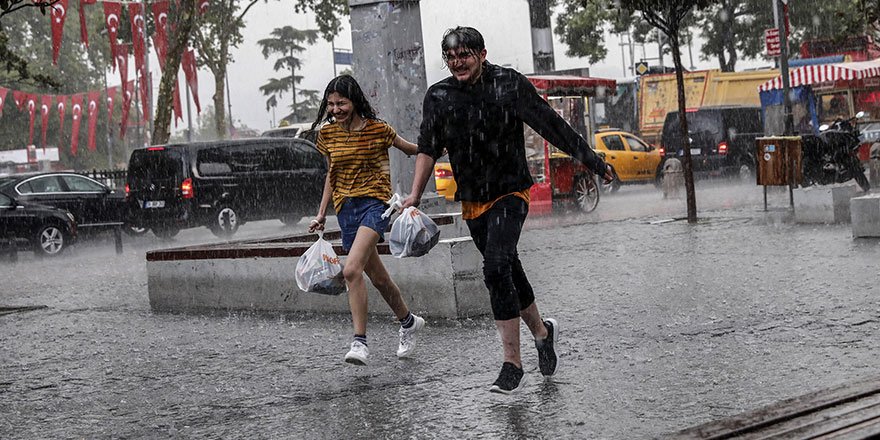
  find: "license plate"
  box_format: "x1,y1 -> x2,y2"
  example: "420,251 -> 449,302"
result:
690,148 -> 701,156
144,200 -> 165,208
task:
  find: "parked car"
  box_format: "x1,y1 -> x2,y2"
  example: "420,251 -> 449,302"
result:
0,172 -> 133,235
661,106 -> 764,180
126,137 -> 327,239
261,122 -> 318,144
592,129 -> 663,192
0,190 -> 77,256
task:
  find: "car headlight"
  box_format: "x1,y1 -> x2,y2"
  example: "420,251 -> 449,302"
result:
66,212 -> 75,222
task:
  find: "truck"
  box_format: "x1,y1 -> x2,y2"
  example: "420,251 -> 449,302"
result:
637,69 -> 780,145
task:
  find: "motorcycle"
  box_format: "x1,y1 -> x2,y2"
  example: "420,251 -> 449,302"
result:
801,111 -> 871,192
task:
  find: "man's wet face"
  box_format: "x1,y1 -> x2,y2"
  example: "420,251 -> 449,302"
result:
443,47 -> 485,84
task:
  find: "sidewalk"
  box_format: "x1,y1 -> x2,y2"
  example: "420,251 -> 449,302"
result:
2,181 -> 879,439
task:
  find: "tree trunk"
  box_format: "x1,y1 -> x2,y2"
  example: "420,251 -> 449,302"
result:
212,45 -> 229,139
290,49 -> 297,123
670,31 -> 697,223
152,1 -> 198,145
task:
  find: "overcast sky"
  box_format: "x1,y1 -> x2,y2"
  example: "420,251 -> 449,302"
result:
176,0 -> 767,134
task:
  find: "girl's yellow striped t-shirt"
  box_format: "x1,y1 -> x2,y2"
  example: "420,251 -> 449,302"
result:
316,119 -> 396,212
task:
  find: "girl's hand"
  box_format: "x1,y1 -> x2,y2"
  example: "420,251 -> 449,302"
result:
309,215 -> 326,233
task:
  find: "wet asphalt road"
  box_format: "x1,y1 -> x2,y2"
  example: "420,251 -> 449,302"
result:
2,180 -> 880,439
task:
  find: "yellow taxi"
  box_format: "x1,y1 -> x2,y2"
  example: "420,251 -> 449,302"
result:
592,129 -> 663,192
433,155 -> 456,201
431,130 -> 661,200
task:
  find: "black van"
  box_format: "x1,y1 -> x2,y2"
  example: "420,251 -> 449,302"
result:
661,106 -> 764,179
126,138 -> 326,238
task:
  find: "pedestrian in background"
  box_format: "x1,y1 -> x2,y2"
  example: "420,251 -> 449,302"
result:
403,27 -> 613,394
309,74 -> 425,366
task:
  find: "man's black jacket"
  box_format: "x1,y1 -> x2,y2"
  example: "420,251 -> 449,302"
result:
417,61 -> 607,202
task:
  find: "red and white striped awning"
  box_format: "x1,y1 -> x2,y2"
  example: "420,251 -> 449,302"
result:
759,59 -> 880,91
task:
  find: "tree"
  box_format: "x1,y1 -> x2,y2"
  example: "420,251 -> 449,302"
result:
257,26 -> 319,124
0,0 -> 59,22
152,0 -> 198,145
605,0 -> 712,223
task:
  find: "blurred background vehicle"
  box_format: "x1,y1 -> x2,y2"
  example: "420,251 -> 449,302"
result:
0,190 -> 77,256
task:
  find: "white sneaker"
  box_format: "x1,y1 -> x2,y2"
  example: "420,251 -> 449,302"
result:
344,341 -> 369,365
397,314 -> 425,358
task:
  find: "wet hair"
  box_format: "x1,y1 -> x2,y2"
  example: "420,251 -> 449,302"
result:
311,75 -> 378,131
441,26 -> 485,54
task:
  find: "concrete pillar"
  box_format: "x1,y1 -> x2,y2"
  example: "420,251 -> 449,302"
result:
349,0 -> 434,196
527,0 -> 555,73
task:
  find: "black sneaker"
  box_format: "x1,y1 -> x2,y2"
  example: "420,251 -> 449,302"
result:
489,362 -> 527,394
535,318 -> 559,377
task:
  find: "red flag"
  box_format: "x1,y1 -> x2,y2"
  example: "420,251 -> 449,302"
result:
115,43 -> 130,87
40,95 -> 52,148
70,94 -> 84,156
103,2 -> 122,71
173,81 -> 182,126
12,90 -> 26,109
152,1 -> 170,70
0,87 -> 7,116
78,0 -> 97,47
56,95 -> 67,146
106,86 -> 117,128
87,91 -> 100,151
182,49 -> 201,113
26,94 -> 38,146
50,0 -> 69,65
120,80 -> 134,138
129,4 -> 147,81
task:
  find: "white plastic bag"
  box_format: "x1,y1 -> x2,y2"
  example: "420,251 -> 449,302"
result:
389,206 -> 440,258
295,232 -> 347,295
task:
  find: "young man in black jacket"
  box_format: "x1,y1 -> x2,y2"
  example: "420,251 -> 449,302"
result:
403,26 -> 612,394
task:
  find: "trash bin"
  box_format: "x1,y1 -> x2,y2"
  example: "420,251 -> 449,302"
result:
755,136 -> 803,186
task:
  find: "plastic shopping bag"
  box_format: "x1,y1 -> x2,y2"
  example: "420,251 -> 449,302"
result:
295,232 -> 347,295
389,206 -> 440,258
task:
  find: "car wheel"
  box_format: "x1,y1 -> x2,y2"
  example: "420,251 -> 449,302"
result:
737,158 -> 755,183
280,214 -> 302,226
599,168 -> 621,193
575,174 -> 600,213
152,225 -> 180,239
123,222 -> 149,236
210,205 -> 240,238
33,224 -> 67,257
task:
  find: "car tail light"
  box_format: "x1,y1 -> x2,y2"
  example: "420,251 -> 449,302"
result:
717,141 -> 729,155
434,168 -> 453,179
658,147 -> 666,156
147,146 -> 165,151
124,183 -> 130,200
181,178 -> 194,199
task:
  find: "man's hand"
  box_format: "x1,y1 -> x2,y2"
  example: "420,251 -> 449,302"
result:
308,215 -> 326,233
601,164 -> 614,184
400,194 -> 421,212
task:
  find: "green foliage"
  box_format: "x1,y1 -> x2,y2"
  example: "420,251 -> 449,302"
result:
257,25 -> 318,124
292,0 -> 348,41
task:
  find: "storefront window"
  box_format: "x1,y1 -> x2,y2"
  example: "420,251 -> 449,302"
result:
819,92 -> 850,123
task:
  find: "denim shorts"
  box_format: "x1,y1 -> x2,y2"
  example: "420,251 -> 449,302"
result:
337,197 -> 391,252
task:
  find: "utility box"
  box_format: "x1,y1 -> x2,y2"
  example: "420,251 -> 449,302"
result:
756,136 -> 803,185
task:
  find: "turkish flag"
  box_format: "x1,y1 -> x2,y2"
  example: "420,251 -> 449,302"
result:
0,87 -> 7,117
129,4 -> 147,81
106,86 -> 117,128
115,43 -> 129,87
26,94 -> 38,146
120,80 -> 134,139
70,94 -> 84,156
78,0 -> 97,47
40,95 -> 52,148
56,95 -> 67,146
103,2 -> 122,71
152,2 -> 170,70
198,0 -> 209,15
87,91 -> 100,151
182,49 -> 201,113
50,0 -> 69,65
12,90 -> 26,110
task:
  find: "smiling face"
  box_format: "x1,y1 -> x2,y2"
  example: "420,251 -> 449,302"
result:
326,92 -> 356,127
443,47 -> 487,84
